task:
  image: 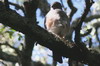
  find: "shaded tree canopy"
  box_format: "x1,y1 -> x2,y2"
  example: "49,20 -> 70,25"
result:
0,0 -> 100,66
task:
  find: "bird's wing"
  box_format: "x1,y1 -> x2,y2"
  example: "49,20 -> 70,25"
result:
57,9 -> 70,26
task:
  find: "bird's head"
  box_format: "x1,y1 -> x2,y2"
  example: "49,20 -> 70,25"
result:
51,2 -> 62,10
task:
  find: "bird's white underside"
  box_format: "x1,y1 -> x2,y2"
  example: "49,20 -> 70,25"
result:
45,7 -> 70,38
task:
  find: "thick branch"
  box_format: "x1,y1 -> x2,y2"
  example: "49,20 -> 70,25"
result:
22,1 -> 38,66
0,1 -> 100,66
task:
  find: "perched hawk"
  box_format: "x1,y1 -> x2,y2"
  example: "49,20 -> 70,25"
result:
44,2 -> 70,63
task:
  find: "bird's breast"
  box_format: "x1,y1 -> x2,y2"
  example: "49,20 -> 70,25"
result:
45,9 -> 70,38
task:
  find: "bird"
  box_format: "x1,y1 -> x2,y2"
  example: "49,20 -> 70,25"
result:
44,2 -> 70,63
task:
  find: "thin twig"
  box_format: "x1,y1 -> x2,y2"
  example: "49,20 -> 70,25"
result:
95,27 -> 100,45
75,0 -> 94,44
9,2 -> 25,14
0,42 -> 21,56
89,38 -> 92,48
60,0 -> 65,10
80,28 -> 92,37
67,0 -> 77,22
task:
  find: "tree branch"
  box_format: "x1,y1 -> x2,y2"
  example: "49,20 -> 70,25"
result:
1,42 -> 21,55
75,0 -> 94,47
0,1 -> 100,66
67,0 -> 77,21
9,2 -> 25,14
89,38 -> 92,48
80,28 -> 92,37
23,0 -> 38,24
85,15 -> 100,22
95,27 -> 100,45
60,0 -> 65,9
4,0 -> 9,10
38,0 -> 50,16
72,14 -> 100,25
0,50 -> 18,63
21,1 -> 38,66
